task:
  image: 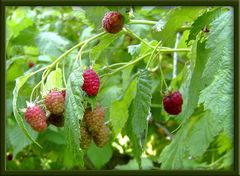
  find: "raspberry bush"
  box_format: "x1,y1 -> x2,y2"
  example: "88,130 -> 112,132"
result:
6,6 -> 233,170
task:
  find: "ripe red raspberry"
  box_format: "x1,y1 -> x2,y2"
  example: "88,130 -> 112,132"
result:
24,104 -> 47,132
83,105 -> 105,135
44,90 -> 65,115
47,114 -> 64,127
82,69 -> 100,96
163,91 -> 183,115
102,11 -> 124,34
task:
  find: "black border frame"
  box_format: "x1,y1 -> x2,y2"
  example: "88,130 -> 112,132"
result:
0,0 -> 239,176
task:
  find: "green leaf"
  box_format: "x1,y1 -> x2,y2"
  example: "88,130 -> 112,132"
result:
8,122 -> 38,157
128,44 -> 141,56
131,70 -> 152,137
199,10 -> 233,138
12,74 -> 42,148
43,68 -> 64,95
115,158 -> 153,170
110,78 -> 137,136
201,10 -> 233,85
90,33 -> 120,63
159,109 -> 221,169
186,7 -> 222,45
6,7 -> 33,42
154,7 -> 206,47
87,143 -> 113,169
126,69 -> 152,168
11,25 -> 38,46
178,40 -> 208,121
81,6 -> 109,31
36,32 -> 71,59
216,132 -> 232,155
64,68 -> 85,167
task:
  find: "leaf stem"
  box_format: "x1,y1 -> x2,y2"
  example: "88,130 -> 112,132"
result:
75,32 -> 107,66
100,52 -> 152,78
27,32 -> 108,100
159,55 -> 168,89
129,19 -> 191,32
146,41 -> 162,69
124,27 -> 190,53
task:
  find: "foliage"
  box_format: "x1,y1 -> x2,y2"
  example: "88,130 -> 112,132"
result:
6,6 -> 233,170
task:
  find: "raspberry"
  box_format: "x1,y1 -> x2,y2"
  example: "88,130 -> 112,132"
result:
93,124 -> 110,148
6,153 -> 13,161
47,114 -> 64,127
28,62 -> 34,68
24,104 -> 47,132
82,69 -> 100,96
83,105 -> 105,135
80,120 -> 92,149
44,90 -> 65,115
163,91 -> 183,115
102,11 -> 124,34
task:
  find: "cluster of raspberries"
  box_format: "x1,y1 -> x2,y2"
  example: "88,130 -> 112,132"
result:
24,69 -> 101,132
24,90 -> 66,132
80,105 -> 110,149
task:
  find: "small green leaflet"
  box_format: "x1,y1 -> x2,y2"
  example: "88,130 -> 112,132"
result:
178,40 -> 208,122
156,7 -> 206,47
87,143 -> 113,169
64,68 -> 85,167
12,74 -> 42,148
43,68 -> 64,96
199,10 -> 233,138
131,70 -> 152,137
36,32 -> 71,59
186,7 -> 222,45
126,69 -> 152,168
110,78 -> 137,136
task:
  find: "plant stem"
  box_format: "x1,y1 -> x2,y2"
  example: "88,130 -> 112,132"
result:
30,81 -> 42,102
107,62 -> 128,68
159,55 -> 168,89
100,52 -> 152,78
129,19 -> 191,32
124,27 -> 190,53
124,27 -> 153,49
75,32 -> 107,66
62,60 -> 67,87
146,41 -> 162,69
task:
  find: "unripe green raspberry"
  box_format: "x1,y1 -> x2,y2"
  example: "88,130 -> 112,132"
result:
83,105 -> 105,135
44,90 -> 65,115
93,124 -> 110,148
80,120 -> 92,149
